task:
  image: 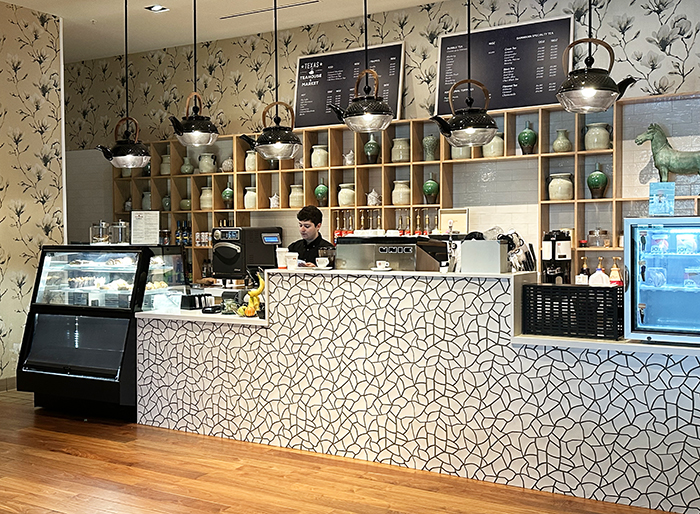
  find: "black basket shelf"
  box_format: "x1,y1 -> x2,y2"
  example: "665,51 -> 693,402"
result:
522,284 -> 624,340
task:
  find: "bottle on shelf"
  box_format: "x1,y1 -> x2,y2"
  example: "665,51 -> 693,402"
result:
334,212 -> 342,244
398,215 -> 404,236
432,214 -> 440,235
575,256 -> 590,284
201,259 -> 209,279
423,211 -> 430,235
589,257 -> 611,287
175,221 -> 182,246
360,210 -> 365,230
609,256 -> 624,287
414,212 -> 421,235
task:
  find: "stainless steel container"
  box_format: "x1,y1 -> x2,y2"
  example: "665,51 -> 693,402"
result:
460,240 -> 510,273
90,221 -> 111,244
111,220 -> 130,244
335,236 -> 443,271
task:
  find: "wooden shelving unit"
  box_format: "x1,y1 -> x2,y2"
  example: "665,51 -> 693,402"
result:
112,92 -> 700,282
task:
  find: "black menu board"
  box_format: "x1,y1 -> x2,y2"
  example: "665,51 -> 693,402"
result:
435,16 -> 572,114
294,42 -> 404,128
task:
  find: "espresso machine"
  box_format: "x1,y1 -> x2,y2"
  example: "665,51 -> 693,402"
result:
212,227 -> 282,285
541,229 -> 572,284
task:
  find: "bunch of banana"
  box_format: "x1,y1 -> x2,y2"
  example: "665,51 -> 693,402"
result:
238,273 -> 265,317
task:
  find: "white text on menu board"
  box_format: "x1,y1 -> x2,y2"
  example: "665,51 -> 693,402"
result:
506,30 -> 558,96
299,61 -> 324,115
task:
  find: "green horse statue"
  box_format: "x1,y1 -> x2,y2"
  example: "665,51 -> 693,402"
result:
635,123 -> 700,182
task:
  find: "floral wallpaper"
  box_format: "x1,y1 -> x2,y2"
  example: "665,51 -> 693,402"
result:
0,3 -> 63,381
64,0 -> 700,150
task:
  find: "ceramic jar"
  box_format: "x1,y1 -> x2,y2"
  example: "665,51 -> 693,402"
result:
124,198 -> 132,212
422,134 -> 438,161
199,186 -> 213,210
338,183 -> 355,207
482,132 -> 504,157
199,153 -> 216,174
160,155 -> 171,176
423,173 -> 439,204
269,193 -> 280,209
392,180 -> 410,206
141,191 -> 151,210
161,195 -> 171,211
391,138 -> 410,163
518,121 -> 537,154
289,184 -> 304,208
245,150 -> 257,171
587,163 -> 609,199
585,123 -> 612,150
552,129 -> 573,153
221,182 -> 233,209
244,187 -> 257,209
179,198 -> 191,210
548,173 -> 574,201
221,157 -> 233,172
451,145 -> 470,159
180,157 -> 194,175
311,145 -> 329,168
364,134 -> 380,164
314,178 -> 328,207
367,189 -> 381,206
121,168 -> 132,178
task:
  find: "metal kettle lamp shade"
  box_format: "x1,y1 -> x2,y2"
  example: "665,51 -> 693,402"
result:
97,117 -> 151,169
254,101 -> 302,160
170,92 -> 219,146
431,79 -> 498,147
341,70 -> 393,133
557,38 -> 619,113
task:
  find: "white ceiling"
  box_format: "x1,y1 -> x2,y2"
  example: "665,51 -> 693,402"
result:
10,0 -> 424,63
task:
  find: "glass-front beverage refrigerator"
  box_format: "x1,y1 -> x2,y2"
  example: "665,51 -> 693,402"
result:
17,245 -> 187,415
624,217 -> 700,345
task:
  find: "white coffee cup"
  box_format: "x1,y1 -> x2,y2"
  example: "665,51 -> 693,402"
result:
286,252 -> 299,270
316,257 -> 329,268
375,260 -> 390,269
276,248 -> 288,269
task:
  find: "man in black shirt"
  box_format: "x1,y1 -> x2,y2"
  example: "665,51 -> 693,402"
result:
288,206 -> 334,267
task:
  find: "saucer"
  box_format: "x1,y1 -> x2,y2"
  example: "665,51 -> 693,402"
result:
312,266 -> 332,271
371,266 -> 392,272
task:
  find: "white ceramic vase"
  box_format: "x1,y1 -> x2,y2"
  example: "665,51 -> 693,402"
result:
338,183 -> 355,207
289,184 -> 304,208
199,187 -> 213,210
548,173 -> 574,200
482,132 -> 504,157
244,187 -> 257,209
245,150 -> 257,171
311,145 -> 328,168
585,123 -> 611,150
391,138 -> 410,163
391,180 -> 410,205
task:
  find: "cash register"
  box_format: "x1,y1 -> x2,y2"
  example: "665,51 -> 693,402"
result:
212,226 -> 282,285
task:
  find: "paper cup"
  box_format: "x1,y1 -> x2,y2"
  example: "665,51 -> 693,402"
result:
286,252 -> 299,270
276,248 -> 288,269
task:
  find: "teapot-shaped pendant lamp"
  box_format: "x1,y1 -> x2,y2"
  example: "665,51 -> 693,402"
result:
96,0 -> 150,169
328,0 -> 393,133
556,0 -> 636,113
430,0 -> 497,147
242,0 -> 301,160
169,0 -> 218,146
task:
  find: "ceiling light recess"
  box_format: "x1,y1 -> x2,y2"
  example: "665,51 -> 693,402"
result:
145,5 -> 169,13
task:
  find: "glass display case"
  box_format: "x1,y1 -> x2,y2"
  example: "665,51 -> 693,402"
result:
624,217 -> 700,345
17,245 -> 187,414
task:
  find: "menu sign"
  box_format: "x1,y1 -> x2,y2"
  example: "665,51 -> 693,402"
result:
435,16 -> 572,114
294,42 -> 404,128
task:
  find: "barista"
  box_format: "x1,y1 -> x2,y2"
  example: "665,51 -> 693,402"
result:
288,205 -> 334,267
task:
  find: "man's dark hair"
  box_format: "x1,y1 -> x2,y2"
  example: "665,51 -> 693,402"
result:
297,205 -> 323,225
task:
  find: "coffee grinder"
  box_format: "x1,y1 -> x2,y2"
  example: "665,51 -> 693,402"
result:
541,229 -> 572,284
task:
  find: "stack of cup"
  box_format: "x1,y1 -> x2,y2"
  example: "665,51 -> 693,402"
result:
286,252 -> 299,270
276,247 -> 288,269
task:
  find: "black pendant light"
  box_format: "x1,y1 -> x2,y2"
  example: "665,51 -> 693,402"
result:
328,0 -> 393,133
556,0 -> 636,113
430,0 -> 497,147
96,0 -> 150,169
169,0 -> 219,147
247,0 -> 301,160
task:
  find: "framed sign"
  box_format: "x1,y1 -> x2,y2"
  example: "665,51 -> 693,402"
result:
435,16 -> 572,114
294,42 -> 404,128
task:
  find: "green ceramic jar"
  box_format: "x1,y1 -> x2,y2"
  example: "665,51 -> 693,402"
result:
364,134 -> 380,164
221,181 -> 233,209
423,173 -> 439,204
518,121 -> 537,155
587,163 -> 609,199
314,178 -> 329,207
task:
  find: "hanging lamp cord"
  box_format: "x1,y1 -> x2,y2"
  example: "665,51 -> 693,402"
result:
124,0 -> 130,136
466,0 -> 473,108
363,0 -> 370,95
273,0 -> 281,124
192,0 -> 199,114
585,0 -> 594,68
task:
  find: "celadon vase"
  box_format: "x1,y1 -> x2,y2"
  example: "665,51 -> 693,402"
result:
180,157 -> 194,175
364,134 -> 380,164
422,134 -> 439,161
315,178 -> 329,207
552,129 -> 573,153
587,163 -> 609,199
548,173 -> 573,201
423,173 -> 439,204
482,132 -> 504,157
221,181 -> 233,209
518,121 -> 537,155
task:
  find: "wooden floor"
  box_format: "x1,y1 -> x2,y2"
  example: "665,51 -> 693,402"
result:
0,391 -> 669,514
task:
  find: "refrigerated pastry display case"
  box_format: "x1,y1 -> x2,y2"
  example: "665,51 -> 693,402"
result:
625,217 -> 700,345
17,245 -> 187,415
